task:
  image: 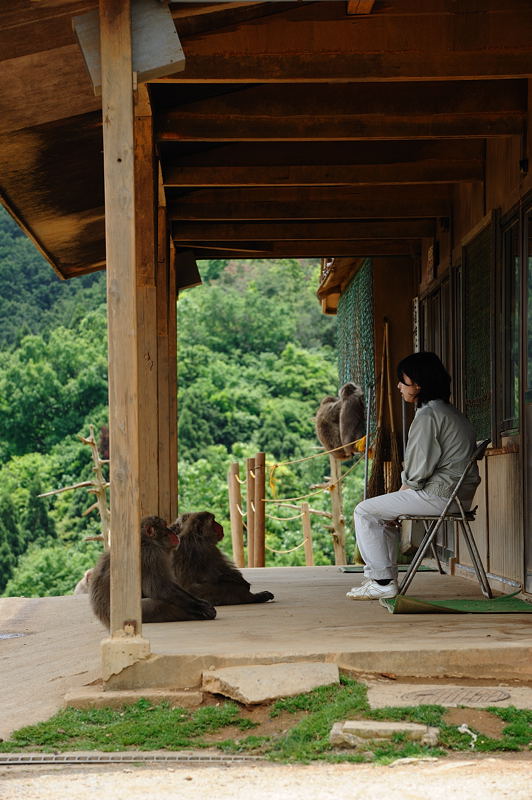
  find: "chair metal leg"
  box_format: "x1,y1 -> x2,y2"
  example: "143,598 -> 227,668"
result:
430,540 -> 446,575
398,518 -> 445,595
457,519 -> 492,599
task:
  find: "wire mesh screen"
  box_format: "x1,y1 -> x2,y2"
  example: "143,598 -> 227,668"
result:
463,225 -> 492,439
337,258 -> 375,432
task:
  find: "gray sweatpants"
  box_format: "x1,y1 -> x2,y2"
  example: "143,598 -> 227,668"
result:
354,489 -> 449,581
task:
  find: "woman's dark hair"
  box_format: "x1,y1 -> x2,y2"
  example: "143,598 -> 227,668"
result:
397,351 -> 451,406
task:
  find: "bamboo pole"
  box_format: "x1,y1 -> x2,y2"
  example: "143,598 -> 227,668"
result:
301,502 -> 314,566
254,451 -> 266,567
329,454 -> 347,565
228,462 -> 245,567
246,457 -> 256,568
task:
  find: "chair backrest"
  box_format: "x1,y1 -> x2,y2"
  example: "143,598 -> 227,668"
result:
443,437 -> 491,512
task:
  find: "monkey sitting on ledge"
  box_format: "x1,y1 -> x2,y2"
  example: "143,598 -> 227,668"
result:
171,511 -> 275,606
89,515 -> 217,628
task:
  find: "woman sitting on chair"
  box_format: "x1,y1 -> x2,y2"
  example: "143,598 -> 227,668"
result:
347,351 -> 480,601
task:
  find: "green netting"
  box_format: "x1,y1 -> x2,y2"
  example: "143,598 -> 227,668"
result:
463,226 -> 492,439
336,258 -> 375,432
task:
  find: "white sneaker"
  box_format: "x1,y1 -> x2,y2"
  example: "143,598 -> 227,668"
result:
346,579 -> 398,600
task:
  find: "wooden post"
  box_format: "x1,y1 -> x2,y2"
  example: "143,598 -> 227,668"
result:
228,462 -> 245,567
134,83 -> 159,521
301,502 -> 314,566
246,457 -> 255,568
254,451 -> 266,567
167,242 -> 178,522
156,206 -> 178,523
329,454 -> 347,565
99,0 -> 144,650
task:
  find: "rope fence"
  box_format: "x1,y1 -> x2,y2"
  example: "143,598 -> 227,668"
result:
227,439 -> 368,569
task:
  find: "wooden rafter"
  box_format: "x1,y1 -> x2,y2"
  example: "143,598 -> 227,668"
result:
167,185 -> 452,221
171,219 -> 436,241
155,81 -> 526,142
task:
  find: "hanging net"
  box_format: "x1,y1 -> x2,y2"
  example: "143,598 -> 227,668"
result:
336,258 -> 376,433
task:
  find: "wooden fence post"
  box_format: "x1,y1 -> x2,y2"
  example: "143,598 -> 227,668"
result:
254,451 -> 266,567
246,456 -> 255,568
301,502 -> 314,566
329,454 -> 347,565
227,462 -> 245,567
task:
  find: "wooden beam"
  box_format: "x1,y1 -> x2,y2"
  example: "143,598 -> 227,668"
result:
187,239 -> 420,258
172,219 -> 436,240
347,1 -> 376,14
156,80 -> 526,142
164,163 -> 482,187
162,140 -> 484,186
170,2 -> 532,81
167,185 -> 451,221
100,0 -> 142,639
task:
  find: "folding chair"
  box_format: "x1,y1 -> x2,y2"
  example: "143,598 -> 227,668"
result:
397,438 -> 492,599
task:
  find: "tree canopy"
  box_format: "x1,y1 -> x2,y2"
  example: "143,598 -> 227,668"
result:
0,208 -> 363,595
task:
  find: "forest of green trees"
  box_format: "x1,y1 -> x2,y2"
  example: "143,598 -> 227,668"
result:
0,208 -> 364,597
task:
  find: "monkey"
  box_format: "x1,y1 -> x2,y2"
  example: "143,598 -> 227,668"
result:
74,568 -> 93,595
171,512 -> 274,606
89,515 -> 217,628
338,382 -> 365,458
315,383 -> 365,460
315,395 -> 346,459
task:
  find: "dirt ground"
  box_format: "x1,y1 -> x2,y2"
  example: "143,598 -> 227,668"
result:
1,753 -> 531,800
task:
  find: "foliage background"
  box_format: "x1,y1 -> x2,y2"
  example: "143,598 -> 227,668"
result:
0,209 -> 364,596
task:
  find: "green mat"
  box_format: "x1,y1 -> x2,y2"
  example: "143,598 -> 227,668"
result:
380,591 -> 532,614
339,565 -> 436,573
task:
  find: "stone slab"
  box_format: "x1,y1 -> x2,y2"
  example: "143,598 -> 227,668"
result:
202,661 -> 339,704
330,719 -> 439,748
64,686 -> 203,710
364,681 -> 532,710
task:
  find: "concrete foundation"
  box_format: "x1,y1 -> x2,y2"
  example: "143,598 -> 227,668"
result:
1,566 -> 531,737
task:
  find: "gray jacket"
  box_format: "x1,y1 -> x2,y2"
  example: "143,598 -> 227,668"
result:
401,399 -> 480,501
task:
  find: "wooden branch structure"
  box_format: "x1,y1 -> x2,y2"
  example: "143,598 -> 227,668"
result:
38,424 -> 111,549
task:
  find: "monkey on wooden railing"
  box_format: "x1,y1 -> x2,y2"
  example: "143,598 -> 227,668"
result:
89,515 -> 217,628
171,511 -> 274,606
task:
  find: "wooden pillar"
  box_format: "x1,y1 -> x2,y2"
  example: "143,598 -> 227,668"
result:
156,208 -> 178,523
228,462 -> 245,567
168,243 -> 178,522
99,0 -> 145,654
134,83 -> 159,521
329,455 -> 347,565
301,502 -> 314,567
246,457 -> 255,568
254,452 -> 266,567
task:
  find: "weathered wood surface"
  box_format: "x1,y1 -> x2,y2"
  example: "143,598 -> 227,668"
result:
156,81 -> 526,142
179,240 -> 420,259
171,220 -> 436,241
167,186 -> 452,221
100,0 -> 142,635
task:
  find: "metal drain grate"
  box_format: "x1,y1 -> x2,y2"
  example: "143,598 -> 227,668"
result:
400,687 -> 511,705
0,752 -> 264,766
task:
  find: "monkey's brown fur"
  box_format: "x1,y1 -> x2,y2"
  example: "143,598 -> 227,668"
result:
339,382 -> 365,457
315,382 -> 365,459
171,512 -> 274,606
89,515 -> 217,628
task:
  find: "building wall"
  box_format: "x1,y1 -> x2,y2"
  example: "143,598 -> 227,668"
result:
421,89 -> 532,592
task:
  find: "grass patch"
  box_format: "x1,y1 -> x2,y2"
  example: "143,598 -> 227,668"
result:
0,678 -> 530,763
